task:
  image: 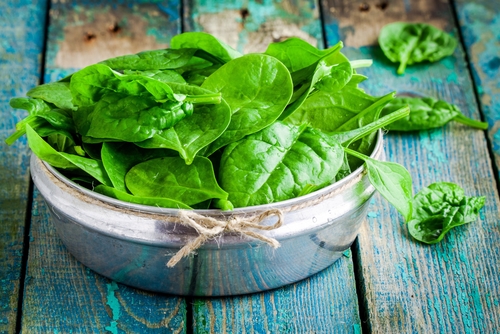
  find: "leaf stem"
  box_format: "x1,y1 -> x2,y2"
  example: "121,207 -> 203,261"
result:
454,114 -> 488,130
350,59 -> 373,69
184,93 -> 222,104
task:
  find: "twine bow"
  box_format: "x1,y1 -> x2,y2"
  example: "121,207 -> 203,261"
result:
167,208 -> 284,267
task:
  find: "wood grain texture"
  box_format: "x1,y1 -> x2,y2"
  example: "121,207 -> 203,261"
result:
20,1 -> 188,332
0,1 -> 47,332
321,0 -> 500,332
183,0 -> 325,52
453,0 -> 500,178
185,0 -> 361,332
22,190 -> 187,333
192,255 -> 361,333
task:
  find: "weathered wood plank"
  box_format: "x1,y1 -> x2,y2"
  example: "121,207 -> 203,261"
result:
321,0 -> 500,332
21,1 -> 188,332
185,0 -> 362,332
22,189 -> 187,333
0,1 -> 48,332
453,0 -> 500,177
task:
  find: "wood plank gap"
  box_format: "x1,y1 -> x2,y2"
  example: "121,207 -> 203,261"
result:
14,1 -> 51,331
449,0 -> 500,197
186,297 -> 194,334
350,238 -> 371,334
14,180 -> 34,334
317,0 -> 330,52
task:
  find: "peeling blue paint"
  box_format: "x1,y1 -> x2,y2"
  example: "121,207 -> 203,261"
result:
104,282 -> 121,334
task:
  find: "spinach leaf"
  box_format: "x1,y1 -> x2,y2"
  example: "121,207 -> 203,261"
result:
136,99 -> 231,164
27,82 -> 75,110
125,156 -> 228,206
26,125 -> 112,186
285,85 -> 394,133
123,69 -> 186,84
99,48 -> 198,71
382,96 -> 488,131
265,38 -> 342,77
218,122 -> 344,207
201,54 -> 293,155
344,147 -> 413,221
170,32 -> 242,63
84,93 -> 194,142
407,182 -> 485,244
280,49 -> 352,121
70,64 -> 184,106
94,185 -> 192,209
101,142 -> 174,192
379,22 -> 457,74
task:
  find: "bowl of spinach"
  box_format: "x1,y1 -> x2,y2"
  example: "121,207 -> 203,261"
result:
10,33 -> 414,295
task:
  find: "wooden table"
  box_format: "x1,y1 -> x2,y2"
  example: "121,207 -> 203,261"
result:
1,0 -> 499,332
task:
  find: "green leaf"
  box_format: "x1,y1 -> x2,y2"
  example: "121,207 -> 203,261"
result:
69,64 -> 184,106
344,147 -> 413,221
382,97 -> 488,131
219,122 -> 344,207
99,48 -> 198,71
136,99 -> 231,164
101,142 -> 174,192
94,185 -> 192,209
407,182 -> 486,244
379,22 -> 457,75
26,125 -> 112,186
125,156 -> 228,206
170,32 -> 242,63
201,54 -> 293,155
27,82 -> 75,110
85,93 -> 194,142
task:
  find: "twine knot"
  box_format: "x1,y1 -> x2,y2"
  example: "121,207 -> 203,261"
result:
167,208 -> 284,267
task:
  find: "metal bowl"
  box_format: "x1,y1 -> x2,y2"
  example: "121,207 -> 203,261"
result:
30,132 -> 383,296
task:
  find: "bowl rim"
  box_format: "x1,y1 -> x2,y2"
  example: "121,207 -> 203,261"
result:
36,130 -> 383,215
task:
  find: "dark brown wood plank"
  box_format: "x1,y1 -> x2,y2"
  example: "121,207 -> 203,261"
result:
0,1 -> 48,332
321,0 -> 500,332
20,1 -> 188,332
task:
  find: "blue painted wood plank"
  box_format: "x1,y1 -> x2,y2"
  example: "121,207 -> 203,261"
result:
453,0 -> 500,177
321,0 -> 500,332
184,0 -> 362,332
22,189 -> 187,333
0,1 -> 48,332
20,1 -> 188,332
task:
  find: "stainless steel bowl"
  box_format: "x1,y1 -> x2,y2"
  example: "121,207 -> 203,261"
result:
30,133 -> 383,296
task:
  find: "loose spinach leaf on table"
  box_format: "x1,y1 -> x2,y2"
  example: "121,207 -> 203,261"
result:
201,53 -> 293,156
381,96 -> 488,131
125,156 -> 228,206
344,147 -> 413,221
407,182 -> 485,244
218,121 -> 344,208
379,22 -> 457,74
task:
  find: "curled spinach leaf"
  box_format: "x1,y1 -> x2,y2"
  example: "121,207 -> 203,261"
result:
381,96 -> 488,131
344,147 -> 413,221
27,82 -> 75,110
99,48 -> 198,71
379,22 -> 457,74
407,182 -> 486,244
